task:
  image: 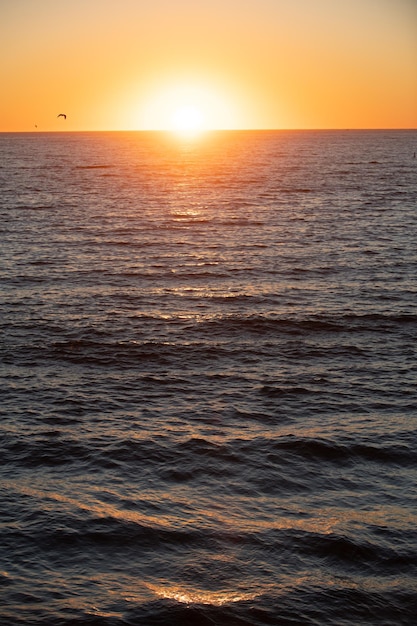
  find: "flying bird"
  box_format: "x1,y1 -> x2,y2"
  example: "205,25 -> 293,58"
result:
57,113 -> 67,119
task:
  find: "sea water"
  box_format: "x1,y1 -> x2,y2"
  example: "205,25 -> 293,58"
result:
1,130 -> 417,625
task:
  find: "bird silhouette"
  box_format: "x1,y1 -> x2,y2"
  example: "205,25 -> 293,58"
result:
57,113 -> 67,119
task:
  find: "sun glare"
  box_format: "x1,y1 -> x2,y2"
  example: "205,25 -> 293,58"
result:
171,104 -> 205,136
134,79 -> 242,132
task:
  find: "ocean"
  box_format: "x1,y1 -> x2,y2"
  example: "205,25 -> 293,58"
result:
1,129 -> 416,625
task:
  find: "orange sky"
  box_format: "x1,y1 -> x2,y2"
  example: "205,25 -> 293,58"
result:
1,0 -> 416,131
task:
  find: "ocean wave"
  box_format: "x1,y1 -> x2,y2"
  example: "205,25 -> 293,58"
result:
197,312 -> 417,338
74,165 -> 114,169
3,429 -> 414,477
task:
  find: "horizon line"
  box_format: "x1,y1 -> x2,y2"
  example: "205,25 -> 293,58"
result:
1,127 -> 416,134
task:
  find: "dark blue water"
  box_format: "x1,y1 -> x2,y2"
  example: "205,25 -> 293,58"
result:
1,130 -> 417,625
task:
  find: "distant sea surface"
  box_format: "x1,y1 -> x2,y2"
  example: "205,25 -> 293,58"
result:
1,130 -> 417,626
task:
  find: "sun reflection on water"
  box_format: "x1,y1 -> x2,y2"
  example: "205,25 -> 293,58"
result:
146,582 -> 257,606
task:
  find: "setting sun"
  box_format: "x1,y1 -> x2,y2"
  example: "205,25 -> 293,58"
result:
128,78 -> 247,132
171,104 -> 205,135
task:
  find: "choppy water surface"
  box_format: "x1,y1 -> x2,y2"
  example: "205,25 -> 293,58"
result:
1,130 -> 417,625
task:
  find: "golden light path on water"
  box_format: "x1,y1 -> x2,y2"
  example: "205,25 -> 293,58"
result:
145,582 -> 258,606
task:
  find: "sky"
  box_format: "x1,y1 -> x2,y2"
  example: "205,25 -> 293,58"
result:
1,0 -> 416,131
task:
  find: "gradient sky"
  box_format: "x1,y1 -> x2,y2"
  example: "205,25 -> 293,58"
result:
1,0 -> 416,131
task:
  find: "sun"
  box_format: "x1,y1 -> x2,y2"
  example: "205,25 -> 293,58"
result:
133,78 -> 244,133
171,104 -> 205,136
